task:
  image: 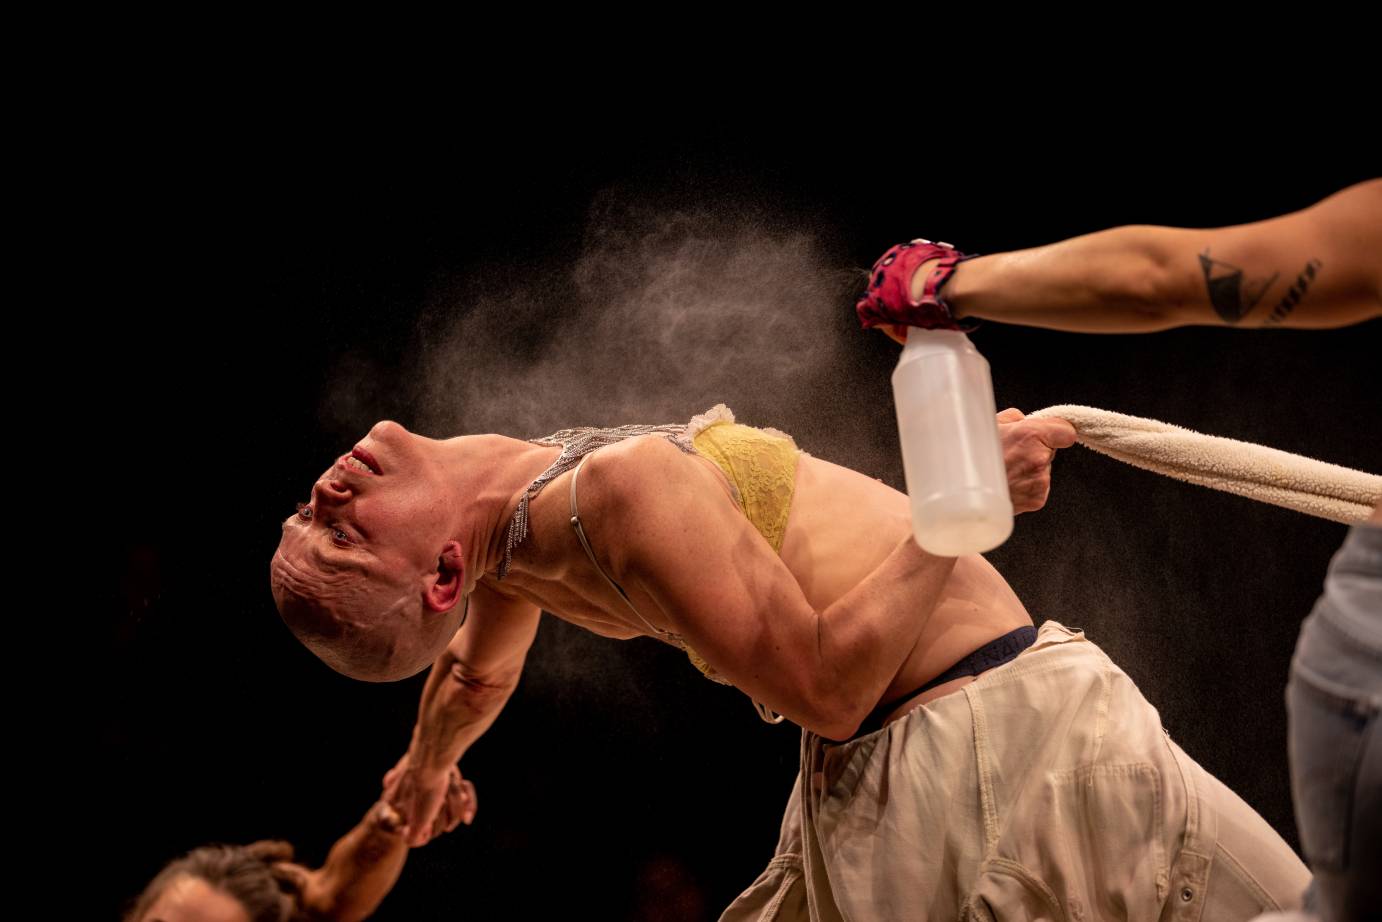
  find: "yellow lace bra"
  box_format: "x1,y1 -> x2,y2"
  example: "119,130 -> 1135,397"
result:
685,405 -> 800,556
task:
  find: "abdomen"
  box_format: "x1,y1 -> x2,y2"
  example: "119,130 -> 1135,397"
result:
781,454 -> 1033,703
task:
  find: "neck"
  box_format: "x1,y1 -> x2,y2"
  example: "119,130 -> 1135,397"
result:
434,434 -> 563,587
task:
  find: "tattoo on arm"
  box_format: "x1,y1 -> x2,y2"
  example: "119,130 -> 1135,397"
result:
1264,259 -> 1322,326
1199,249 -> 1279,324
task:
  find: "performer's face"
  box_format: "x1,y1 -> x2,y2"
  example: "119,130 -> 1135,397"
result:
278,420 -> 447,583
271,419 -> 465,681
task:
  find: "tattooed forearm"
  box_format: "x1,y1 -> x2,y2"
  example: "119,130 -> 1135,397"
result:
1264,259 -> 1322,326
1199,249 -> 1279,324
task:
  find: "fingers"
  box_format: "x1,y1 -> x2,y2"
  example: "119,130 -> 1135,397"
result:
245,839 -> 295,864
430,790 -> 454,842
384,759 -> 476,846
406,780 -> 449,848
407,802 -> 437,848
270,861 -> 311,896
996,407 -> 1025,424
1001,420 -> 1068,515
435,771 -> 476,838
373,801 -> 404,834
1009,478 -> 1052,515
459,779 -> 477,825
1033,417 -> 1078,449
440,771 -> 463,835
444,777 -> 477,830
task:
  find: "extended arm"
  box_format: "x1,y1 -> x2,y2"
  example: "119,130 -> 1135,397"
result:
277,802 -> 410,922
384,579 -> 540,845
911,179 -> 1382,333
408,581 -> 538,770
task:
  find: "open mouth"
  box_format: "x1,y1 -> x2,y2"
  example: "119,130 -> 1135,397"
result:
348,446 -> 382,475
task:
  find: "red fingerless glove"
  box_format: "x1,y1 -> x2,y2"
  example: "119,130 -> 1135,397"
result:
855,238 -> 978,332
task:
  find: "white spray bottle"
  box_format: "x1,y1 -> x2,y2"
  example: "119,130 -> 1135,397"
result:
892,329 -> 1013,556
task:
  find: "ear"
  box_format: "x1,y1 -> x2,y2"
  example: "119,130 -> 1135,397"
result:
423,541 -> 466,613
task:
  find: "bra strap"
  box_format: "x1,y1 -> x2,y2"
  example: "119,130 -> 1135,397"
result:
569,454 -> 786,726
569,454 -> 673,639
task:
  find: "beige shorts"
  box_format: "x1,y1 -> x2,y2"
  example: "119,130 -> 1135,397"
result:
721,621 -> 1308,922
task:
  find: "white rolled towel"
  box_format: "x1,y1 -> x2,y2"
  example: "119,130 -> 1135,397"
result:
1028,405 -> 1381,525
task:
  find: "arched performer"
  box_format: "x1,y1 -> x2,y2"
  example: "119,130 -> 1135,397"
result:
270,393 -> 1310,919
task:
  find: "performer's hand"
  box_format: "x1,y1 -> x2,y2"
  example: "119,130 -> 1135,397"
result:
269,802 -> 411,921
242,841 -> 331,918
874,260 -> 950,345
383,752 -> 476,847
856,240 -> 974,333
269,856 -> 328,918
997,408 -> 1077,514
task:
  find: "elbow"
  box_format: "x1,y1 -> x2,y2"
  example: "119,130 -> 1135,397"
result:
801,678 -> 868,741
1139,233 -> 1199,327
1106,225 -> 1190,328
817,715 -> 862,742
810,706 -> 862,742
443,662 -> 519,713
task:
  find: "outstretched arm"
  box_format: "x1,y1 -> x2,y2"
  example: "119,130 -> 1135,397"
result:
271,787 -> 468,921
900,179 -> 1382,334
269,802 -> 409,922
384,580 -> 540,846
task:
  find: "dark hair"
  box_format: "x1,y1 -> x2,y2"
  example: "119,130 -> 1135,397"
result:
124,841 -> 297,922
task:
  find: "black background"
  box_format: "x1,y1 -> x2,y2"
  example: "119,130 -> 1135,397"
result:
95,101 -> 1379,920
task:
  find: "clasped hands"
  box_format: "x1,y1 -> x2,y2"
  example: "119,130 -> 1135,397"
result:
381,752 -> 477,848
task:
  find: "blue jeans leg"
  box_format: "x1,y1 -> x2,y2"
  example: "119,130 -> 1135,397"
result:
1286,524 -> 1382,922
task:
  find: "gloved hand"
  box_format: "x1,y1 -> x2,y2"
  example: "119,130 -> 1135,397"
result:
855,238 -> 977,337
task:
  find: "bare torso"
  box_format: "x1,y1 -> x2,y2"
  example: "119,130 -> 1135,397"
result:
488,435 -> 1033,719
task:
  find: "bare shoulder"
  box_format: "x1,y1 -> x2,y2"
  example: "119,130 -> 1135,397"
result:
573,434 -> 735,571
615,431 -> 695,470
580,434 -> 710,506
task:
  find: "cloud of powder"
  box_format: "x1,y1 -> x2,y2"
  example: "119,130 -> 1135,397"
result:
328,186 -> 889,707
408,189 -> 868,444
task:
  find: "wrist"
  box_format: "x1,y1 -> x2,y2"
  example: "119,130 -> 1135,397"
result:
943,258 -> 975,319
407,733 -> 458,774
911,256 -> 981,320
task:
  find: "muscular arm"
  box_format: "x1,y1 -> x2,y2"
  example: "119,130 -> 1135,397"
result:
924,179 -> 1382,332
383,580 -> 539,845
596,438 -> 958,740
408,580 -> 540,772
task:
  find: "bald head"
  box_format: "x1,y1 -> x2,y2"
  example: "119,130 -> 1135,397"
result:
269,422 -> 524,680
270,538 -> 462,683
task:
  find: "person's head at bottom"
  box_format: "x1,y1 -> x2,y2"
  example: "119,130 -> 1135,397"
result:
126,841 -> 297,922
270,420 -> 471,682
128,801 -> 415,922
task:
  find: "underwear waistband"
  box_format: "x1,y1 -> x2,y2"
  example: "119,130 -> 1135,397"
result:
856,625 -> 1039,735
